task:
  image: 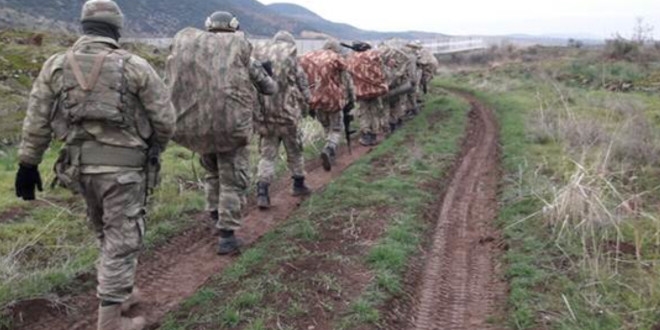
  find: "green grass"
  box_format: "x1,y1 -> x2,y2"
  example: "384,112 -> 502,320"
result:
440,51 -> 660,330
160,87 -> 470,329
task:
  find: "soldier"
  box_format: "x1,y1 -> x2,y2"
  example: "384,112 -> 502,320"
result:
317,39 -> 355,171
167,11 -> 277,255
379,41 -> 412,135
253,31 -> 312,209
13,1 -> 176,329
343,41 -> 388,147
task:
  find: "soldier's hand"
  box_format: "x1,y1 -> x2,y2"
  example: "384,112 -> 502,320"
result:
261,60 -> 274,77
15,163 -> 43,201
309,109 -> 317,119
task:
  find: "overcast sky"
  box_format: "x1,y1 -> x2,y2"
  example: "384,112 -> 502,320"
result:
259,0 -> 660,39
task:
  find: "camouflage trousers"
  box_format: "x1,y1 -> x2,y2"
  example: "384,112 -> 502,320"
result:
382,96 -> 406,129
80,171 -> 146,303
257,125 -> 305,184
200,147 -> 250,231
358,98 -> 383,134
317,110 -> 344,149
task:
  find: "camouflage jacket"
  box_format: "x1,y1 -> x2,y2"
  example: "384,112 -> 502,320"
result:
19,35 -> 176,173
253,31 -> 311,129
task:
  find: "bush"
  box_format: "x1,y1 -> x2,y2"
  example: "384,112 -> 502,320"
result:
605,37 -> 640,61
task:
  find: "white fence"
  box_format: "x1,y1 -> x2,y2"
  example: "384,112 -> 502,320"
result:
125,37 -> 487,55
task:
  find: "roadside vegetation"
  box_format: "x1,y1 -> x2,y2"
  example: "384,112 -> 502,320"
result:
440,39 -> 660,329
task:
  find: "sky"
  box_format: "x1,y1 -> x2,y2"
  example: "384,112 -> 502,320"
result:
258,0 -> 660,39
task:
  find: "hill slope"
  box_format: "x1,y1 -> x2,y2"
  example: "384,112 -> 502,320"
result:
0,0 -> 446,39
267,3 -> 447,40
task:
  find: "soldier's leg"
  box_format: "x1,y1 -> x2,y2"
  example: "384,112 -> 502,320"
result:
283,125 -> 310,196
82,172 -> 145,304
358,101 -> 371,135
326,111 -> 344,149
216,147 -> 250,254
257,134 -> 280,185
200,154 -> 220,223
256,134 -> 279,209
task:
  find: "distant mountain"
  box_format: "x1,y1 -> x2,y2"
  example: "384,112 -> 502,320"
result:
267,3 -> 448,40
0,0 -> 447,40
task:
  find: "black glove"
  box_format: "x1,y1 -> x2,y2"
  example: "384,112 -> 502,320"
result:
15,163 -> 43,201
309,109 -> 317,119
261,60 -> 274,77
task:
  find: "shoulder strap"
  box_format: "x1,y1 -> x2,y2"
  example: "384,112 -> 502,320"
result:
66,49 -> 111,92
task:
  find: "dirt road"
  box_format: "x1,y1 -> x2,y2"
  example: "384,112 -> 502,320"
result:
408,93 -> 505,330
10,144 -> 373,330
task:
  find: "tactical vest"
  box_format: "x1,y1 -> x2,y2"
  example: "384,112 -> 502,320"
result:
58,48 -> 148,168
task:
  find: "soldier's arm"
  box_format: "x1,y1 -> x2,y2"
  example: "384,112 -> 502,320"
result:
130,56 -> 176,149
18,55 -> 62,166
249,58 -> 278,95
295,64 -> 311,104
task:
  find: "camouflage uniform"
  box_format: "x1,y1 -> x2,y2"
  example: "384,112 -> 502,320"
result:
358,97 -> 383,136
200,57 -> 277,230
253,31 -> 311,185
318,40 -> 355,152
18,34 -> 175,304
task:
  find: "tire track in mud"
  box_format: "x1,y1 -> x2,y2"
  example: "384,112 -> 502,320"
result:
409,92 -> 505,330
11,143 -> 374,330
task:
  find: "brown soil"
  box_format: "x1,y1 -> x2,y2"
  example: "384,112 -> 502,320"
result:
384,92 -> 506,330
8,143 -> 374,330
0,206 -> 26,223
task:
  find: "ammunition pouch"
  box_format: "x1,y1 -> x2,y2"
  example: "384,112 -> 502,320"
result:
53,141 -> 147,193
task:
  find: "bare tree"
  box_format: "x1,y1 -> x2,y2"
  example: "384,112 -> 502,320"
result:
632,17 -> 654,45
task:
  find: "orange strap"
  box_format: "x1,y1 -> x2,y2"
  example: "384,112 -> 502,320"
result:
66,50 -> 111,91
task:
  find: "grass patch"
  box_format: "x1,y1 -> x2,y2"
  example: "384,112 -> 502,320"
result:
440,51 -> 660,329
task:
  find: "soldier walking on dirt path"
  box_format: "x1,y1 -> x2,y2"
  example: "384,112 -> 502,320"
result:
14,1 -> 176,329
344,41 -> 389,147
300,39 -> 356,171
253,31 -> 312,210
167,11 -> 278,256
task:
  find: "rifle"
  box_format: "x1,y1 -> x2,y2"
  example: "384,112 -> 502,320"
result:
343,100 -> 355,154
340,41 -> 372,53
144,142 -> 162,204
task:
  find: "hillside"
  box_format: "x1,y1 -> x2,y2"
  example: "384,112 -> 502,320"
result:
267,3 -> 447,40
0,0 -> 446,39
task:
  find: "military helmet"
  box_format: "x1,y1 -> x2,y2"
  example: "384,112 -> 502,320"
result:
323,39 -> 343,54
205,11 -> 240,32
80,0 -> 124,29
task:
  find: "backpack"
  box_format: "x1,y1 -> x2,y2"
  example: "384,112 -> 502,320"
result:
378,45 -> 411,86
299,49 -> 347,113
167,27 -> 255,154
346,50 -> 388,101
252,39 -> 299,123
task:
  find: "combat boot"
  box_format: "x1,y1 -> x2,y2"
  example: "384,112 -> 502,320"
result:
218,230 -> 243,255
120,288 -> 142,313
256,182 -> 270,210
359,132 -> 371,146
389,122 -> 397,135
320,145 -> 335,172
98,303 -> 145,330
292,176 -> 311,196
369,133 -> 379,146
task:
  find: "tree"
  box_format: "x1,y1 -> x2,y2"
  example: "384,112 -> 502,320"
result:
632,17 -> 654,45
